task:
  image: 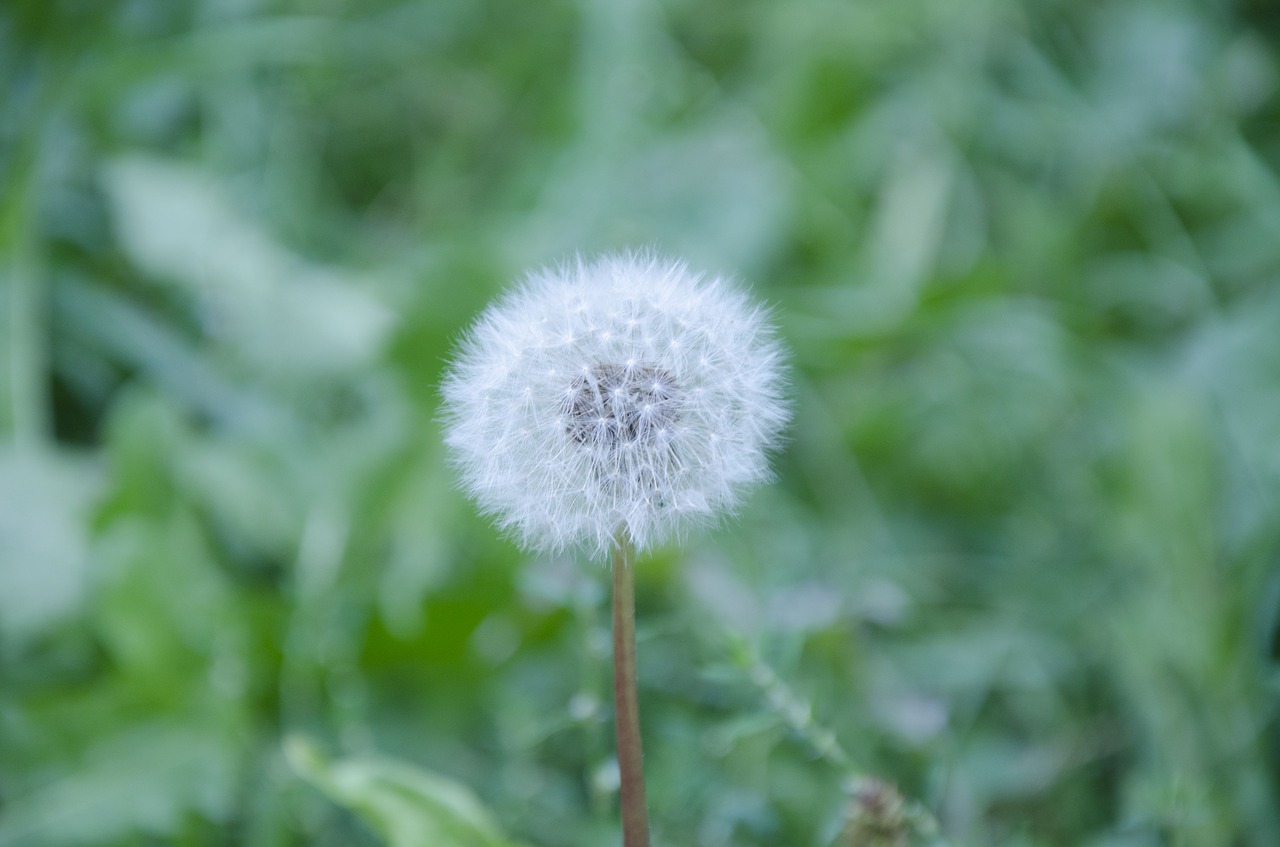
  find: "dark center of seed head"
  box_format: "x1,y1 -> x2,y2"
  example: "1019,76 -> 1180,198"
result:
563,363 -> 681,447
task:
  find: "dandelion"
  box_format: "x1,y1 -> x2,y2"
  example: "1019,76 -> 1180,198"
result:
441,252 -> 789,556
441,251 -> 789,847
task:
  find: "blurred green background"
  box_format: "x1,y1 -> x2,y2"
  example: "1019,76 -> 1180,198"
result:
2,0 -> 1280,845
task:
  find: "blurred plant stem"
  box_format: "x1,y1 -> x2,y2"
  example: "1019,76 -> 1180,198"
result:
572,578 -> 613,821
612,533 -> 650,847
728,637 -> 946,845
2,151 -> 49,449
280,502 -> 353,737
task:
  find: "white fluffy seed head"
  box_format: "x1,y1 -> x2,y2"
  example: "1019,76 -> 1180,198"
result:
440,252 -> 790,556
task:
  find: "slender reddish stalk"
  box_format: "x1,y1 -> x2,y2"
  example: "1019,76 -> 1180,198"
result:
612,535 -> 650,847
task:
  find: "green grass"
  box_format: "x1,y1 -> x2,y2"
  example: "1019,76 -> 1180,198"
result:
2,1 -> 1279,845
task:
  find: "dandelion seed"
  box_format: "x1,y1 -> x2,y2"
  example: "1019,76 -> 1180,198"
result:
440,252 -> 789,555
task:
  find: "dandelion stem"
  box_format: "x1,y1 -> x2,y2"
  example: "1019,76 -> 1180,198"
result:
611,533 -> 650,847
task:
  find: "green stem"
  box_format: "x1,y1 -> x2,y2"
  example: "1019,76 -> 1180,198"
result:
3,147 -> 48,449
611,534 -> 650,847
729,636 -> 947,842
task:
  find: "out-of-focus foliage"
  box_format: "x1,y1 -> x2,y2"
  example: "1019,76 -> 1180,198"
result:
1,0 -> 1278,845
285,736 -> 522,847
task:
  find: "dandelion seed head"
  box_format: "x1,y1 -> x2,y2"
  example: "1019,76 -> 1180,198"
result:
440,252 -> 789,555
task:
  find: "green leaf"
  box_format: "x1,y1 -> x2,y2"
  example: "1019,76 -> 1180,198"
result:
0,720 -> 238,846
0,449 -> 98,644
101,156 -> 393,375
285,737 -> 519,847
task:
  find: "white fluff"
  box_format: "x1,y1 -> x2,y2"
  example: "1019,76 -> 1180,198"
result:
440,252 -> 789,555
